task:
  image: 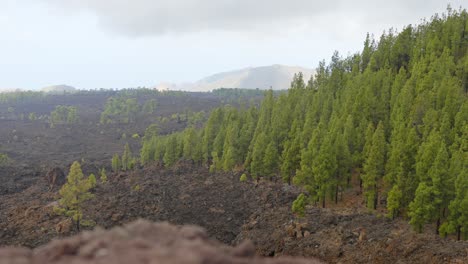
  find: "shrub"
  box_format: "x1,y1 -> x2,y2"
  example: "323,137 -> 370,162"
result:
240,173 -> 248,182
292,194 -> 306,217
88,174 -> 97,189
100,168 -> 108,184
0,153 -> 9,166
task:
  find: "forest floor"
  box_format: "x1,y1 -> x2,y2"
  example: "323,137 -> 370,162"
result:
0,163 -> 466,264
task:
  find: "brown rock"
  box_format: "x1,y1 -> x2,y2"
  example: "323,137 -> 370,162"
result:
46,167 -> 66,190
55,219 -> 73,234
358,228 -> 367,242
0,220 -> 322,264
111,213 -> 123,222
0,247 -> 31,264
296,231 -> 303,239
286,225 -> 296,237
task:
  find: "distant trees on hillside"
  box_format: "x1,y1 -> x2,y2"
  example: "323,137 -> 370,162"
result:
112,144 -> 136,171
50,105 -> 78,126
100,97 -> 158,124
100,97 -> 139,124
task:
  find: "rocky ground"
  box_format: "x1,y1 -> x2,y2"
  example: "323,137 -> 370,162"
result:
0,163 -> 466,264
0,220 -> 321,264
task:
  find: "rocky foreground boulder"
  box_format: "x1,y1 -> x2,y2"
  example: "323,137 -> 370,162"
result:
0,220 -> 322,264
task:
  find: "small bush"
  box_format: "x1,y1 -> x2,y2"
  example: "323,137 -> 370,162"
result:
292,194 -> 306,217
240,173 -> 248,182
88,174 -> 97,189
0,153 -> 10,166
209,164 -> 216,173
100,168 -> 108,184
81,219 -> 96,227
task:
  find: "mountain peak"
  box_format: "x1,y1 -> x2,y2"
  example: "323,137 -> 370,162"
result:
41,85 -> 77,93
155,65 -> 315,92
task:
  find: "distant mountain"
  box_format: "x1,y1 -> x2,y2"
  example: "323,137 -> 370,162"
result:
155,65 -> 315,92
41,85 -> 77,94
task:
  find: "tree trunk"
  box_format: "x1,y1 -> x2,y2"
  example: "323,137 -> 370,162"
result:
322,196 -> 326,208
436,217 -> 440,235
335,185 -> 339,204
373,184 -> 378,210
457,225 -> 461,241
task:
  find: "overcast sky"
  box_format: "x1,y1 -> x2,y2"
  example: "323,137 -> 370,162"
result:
0,0 -> 465,90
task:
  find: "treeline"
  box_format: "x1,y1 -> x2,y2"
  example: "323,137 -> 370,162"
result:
50,105 -> 78,125
212,88 -> 282,99
0,90 -> 47,104
0,88 -> 187,105
138,9 -> 467,239
100,97 -> 157,124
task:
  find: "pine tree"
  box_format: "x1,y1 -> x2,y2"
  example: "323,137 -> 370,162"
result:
250,132 -> 268,179
387,184 -> 403,219
210,151 -> 221,173
409,182 -> 434,233
439,146 -> 467,240
263,140 -> 279,178
244,90 -> 274,170
409,140 -> 451,234
183,127 -> 198,161
112,154 -> 121,172
140,136 -> 156,165
362,122 -> 386,209
294,126 -> 322,198
163,135 -> 178,167
121,143 -> 132,171
280,120 -> 302,184
312,134 -> 337,208
202,108 -> 224,163
238,106 -> 257,161
428,143 -> 450,234
361,33 -> 374,72
334,128 -> 352,202
54,161 -> 93,231
100,168 -> 108,184
88,173 -> 97,189
222,117 -> 241,171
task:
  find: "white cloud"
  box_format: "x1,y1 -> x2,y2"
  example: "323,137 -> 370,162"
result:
41,0 -> 466,37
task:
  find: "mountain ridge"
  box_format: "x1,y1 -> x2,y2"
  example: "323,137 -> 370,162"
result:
155,64 -> 315,91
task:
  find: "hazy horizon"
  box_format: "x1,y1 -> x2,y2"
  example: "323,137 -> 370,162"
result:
1,0 -> 466,90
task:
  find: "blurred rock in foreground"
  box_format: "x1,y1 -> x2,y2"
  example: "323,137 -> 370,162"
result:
0,219 -> 322,264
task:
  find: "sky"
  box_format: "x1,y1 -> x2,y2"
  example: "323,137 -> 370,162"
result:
0,0 -> 466,90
